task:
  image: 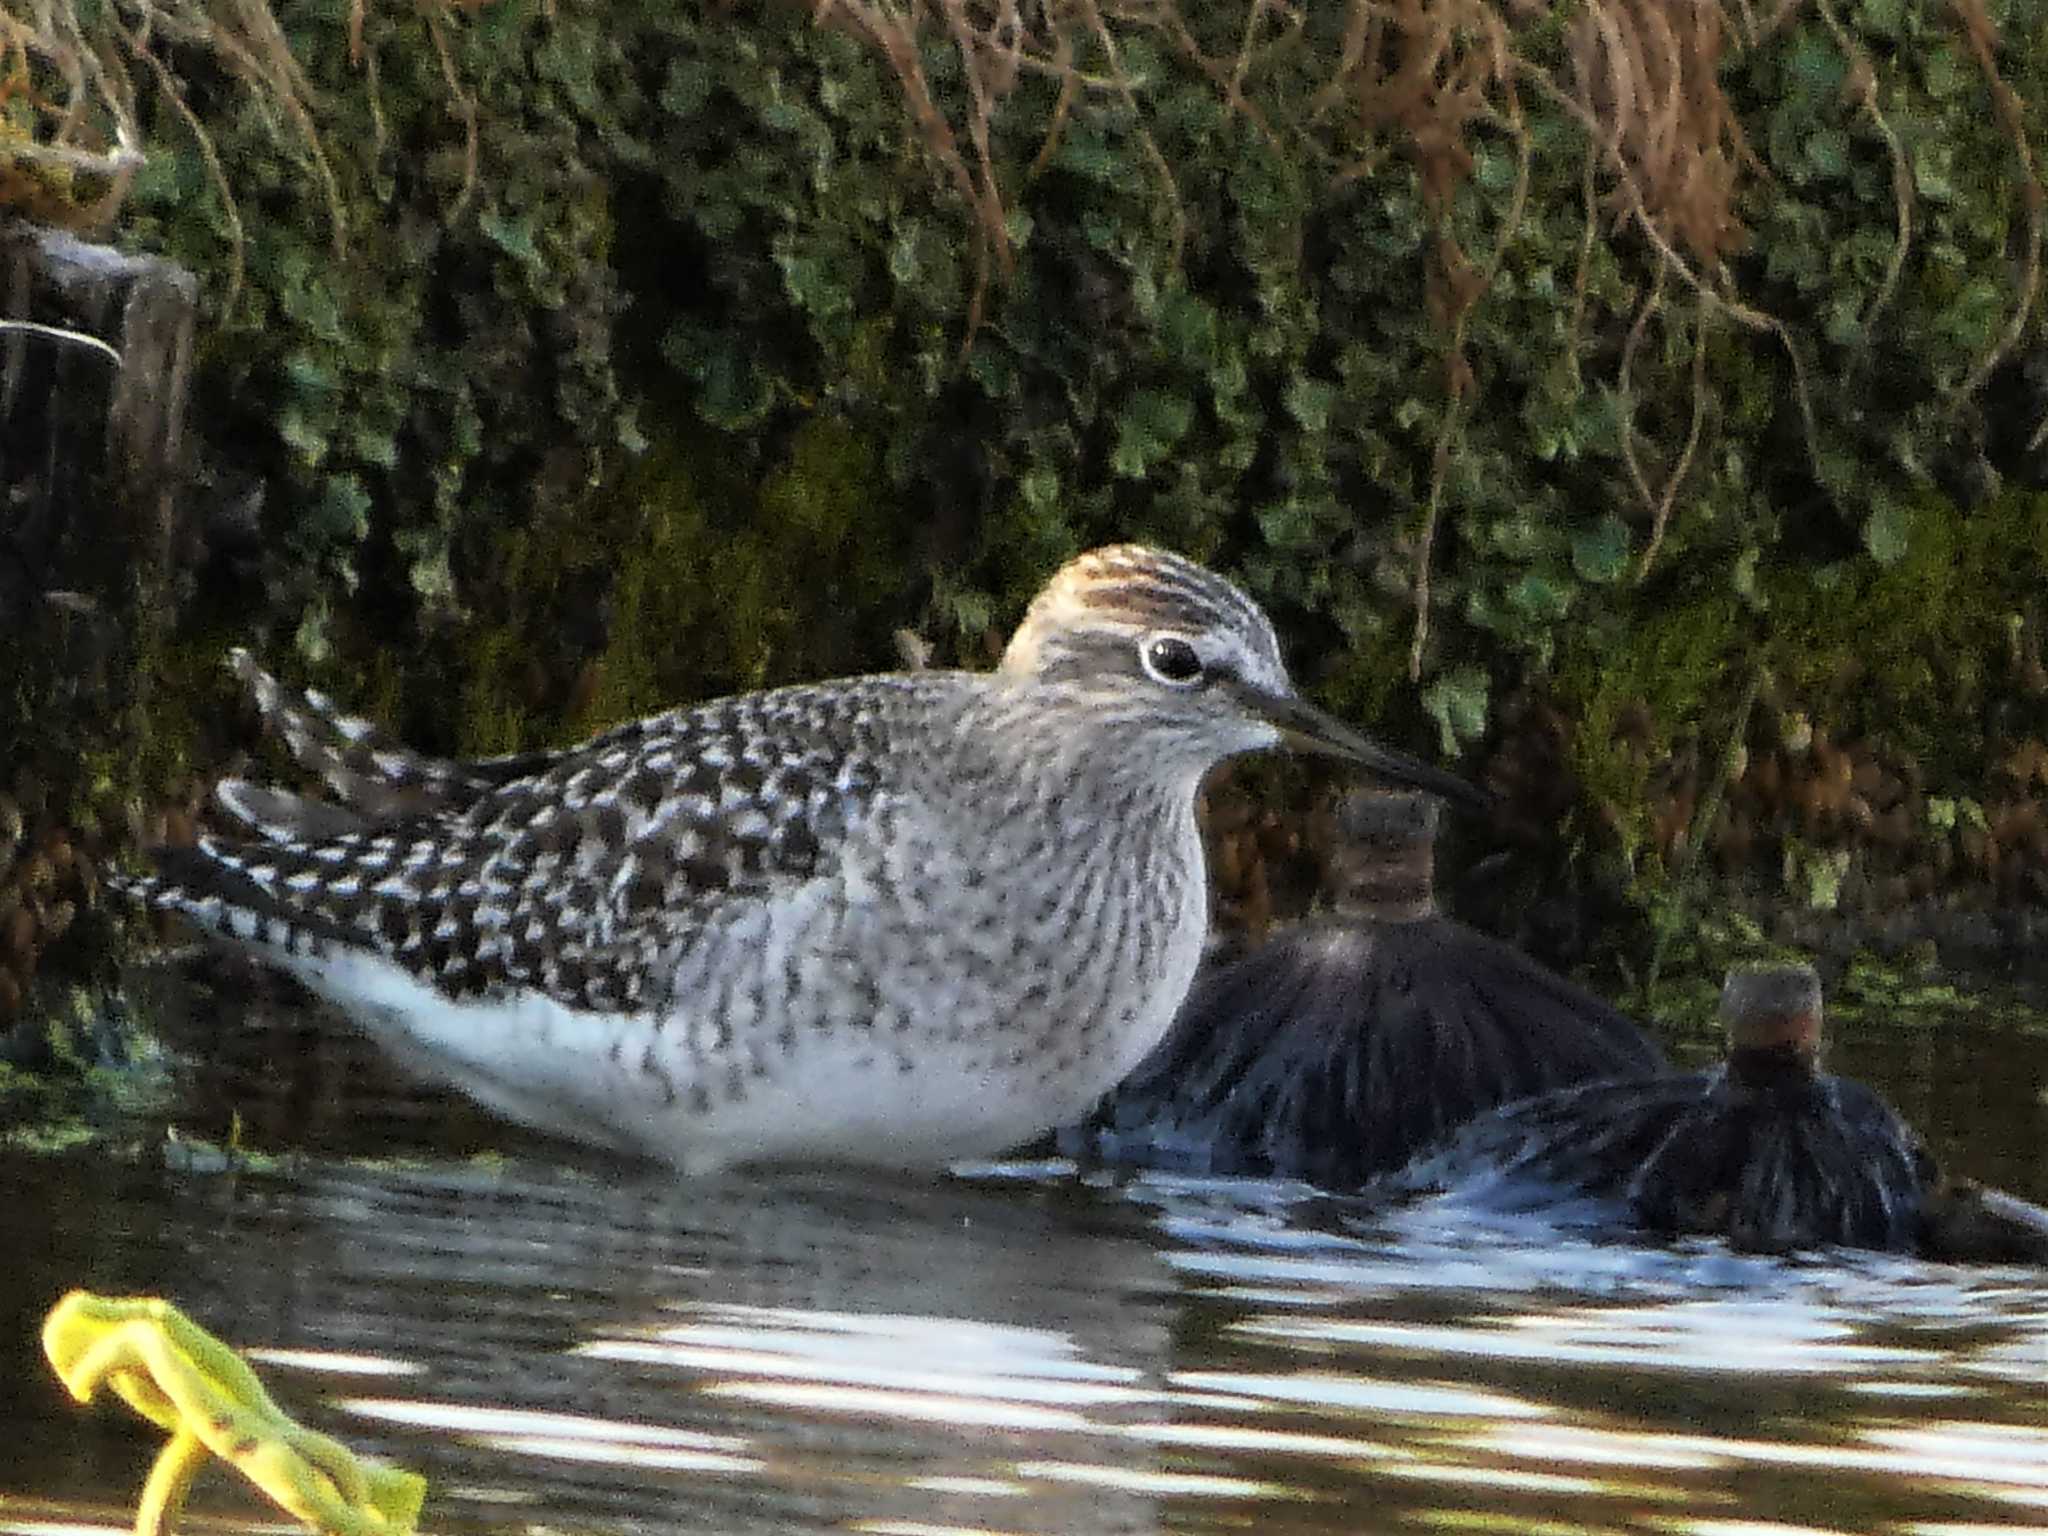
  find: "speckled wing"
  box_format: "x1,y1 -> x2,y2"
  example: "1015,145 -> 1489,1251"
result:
221,648 -> 566,828
125,681 -> 903,1015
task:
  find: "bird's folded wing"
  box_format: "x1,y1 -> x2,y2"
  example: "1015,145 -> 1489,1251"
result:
124,681 -> 908,1014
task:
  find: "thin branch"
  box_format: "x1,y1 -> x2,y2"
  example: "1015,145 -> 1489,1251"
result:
1814,0 -> 1911,330
1636,299 -> 1710,583
1947,0 -> 2042,404
1565,142 -> 1598,391
1409,380 -> 1470,683
1524,63 -> 1826,501
1073,0 -> 1186,265
0,319 -> 123,366
1027,21 -> 1080,178
0,134 -> 143,174
122,22 -> 246,317
422,1 -> 479,225
939,0 -> 1006,271
1617,248 -> 1670,525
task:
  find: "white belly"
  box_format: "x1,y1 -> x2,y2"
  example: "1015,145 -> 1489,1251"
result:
285,831 -> 1206,1173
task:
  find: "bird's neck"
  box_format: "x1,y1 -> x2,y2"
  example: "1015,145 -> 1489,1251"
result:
1330,839 -> 1437,924
952,677 -> 1221,808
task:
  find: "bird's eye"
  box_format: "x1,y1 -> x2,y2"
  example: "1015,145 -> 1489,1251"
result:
1140,634 -> 1205,687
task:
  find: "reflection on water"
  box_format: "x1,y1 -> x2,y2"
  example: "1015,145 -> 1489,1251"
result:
2,1144 -> 2046,1536
0,978 -> 2045,1535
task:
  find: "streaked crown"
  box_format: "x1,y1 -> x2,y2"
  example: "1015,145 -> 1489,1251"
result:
999,545 -> 1291,699
991,542 -> 1490,809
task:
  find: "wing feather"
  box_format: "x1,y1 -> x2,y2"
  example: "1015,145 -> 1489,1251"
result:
126,676 -> 927,1013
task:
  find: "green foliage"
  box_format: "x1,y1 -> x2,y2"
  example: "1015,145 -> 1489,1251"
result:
52,0 -> 2048,937
454,411 -> 909,755
1761,489 -> 2048,759
123,0 -> 636,648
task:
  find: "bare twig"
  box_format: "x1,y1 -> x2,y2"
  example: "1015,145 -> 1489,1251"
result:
0,318 -> 122,366
1409,378 -> 1470,683
1524,62 -> 1826,500
121,23 -> 246,316
422,1 -> 479,224
1814,0 -> 1911,331
1074,0 -> 1186,265
1948,0 -> 2042,404
1565,142 -> 1598,390
1636,299 -> 1710,583
1027,21 -> 1079,178
939,0 -> 1006,269
1617,248 -> 1670,523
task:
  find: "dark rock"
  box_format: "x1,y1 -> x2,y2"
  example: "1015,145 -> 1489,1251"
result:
1066,791 -> 1666,1185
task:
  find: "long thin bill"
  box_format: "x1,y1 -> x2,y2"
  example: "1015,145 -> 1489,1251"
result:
1251,688 -> 1494,811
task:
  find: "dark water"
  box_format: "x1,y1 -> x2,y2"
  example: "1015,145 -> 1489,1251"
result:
3,979 -> 2047,1536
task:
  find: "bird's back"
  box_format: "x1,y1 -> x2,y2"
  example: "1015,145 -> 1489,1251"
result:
133,675 -> 944,1003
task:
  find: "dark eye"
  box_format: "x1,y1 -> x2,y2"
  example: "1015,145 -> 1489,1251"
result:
1141,634 -> 1205,686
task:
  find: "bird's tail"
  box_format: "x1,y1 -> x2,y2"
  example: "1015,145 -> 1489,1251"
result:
225,649 -> 545,822
106,839 -> 351,960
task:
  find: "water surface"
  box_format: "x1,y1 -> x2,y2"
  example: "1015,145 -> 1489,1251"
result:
2,978 -> 2046,1535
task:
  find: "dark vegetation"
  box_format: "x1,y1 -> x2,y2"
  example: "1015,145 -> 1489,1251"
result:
1,0 -> 2046,1046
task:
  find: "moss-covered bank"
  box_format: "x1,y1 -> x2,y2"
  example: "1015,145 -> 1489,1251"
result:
0,0 -> 2045,1030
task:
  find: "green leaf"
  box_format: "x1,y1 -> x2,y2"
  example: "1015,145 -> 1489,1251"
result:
1805,128 -> 1850,180
1816,447 -> 1862,496
1111,389 -> 1194,478
1571,515 -> 1631,583
1863,494 -> 1914,564
1942,277 -> 2007,350
1284,375 -> 1337,435
969,344 -> 1017,399
1784,29 -> 1847,93
1159,290 -> 1220,371
1421,665 -> 1491,756
1732,546 -> 1770,611
1019,468 -> 1061,512
351,429 -> 399,470
1053,127 -> 1120,183
314,476 -> 373,543
277,275 -> 343,344
276,408 -> 329,468
1923,46 -> 1966,100
888,227 -> 925,287
1255,498 -> 1318,552
283,352 -> 338,397
1914,143 -> 1956,202
294,601 -> 333,666
667,326 -> 777,432
1507,570 -> 1574,621
479,208 -> 541,267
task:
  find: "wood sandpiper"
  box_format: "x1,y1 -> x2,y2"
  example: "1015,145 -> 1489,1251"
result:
114,545 -> 1482,1172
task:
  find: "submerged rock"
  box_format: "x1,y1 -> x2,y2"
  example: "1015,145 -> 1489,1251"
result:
1065,791 -> 1666,1185
1384,963 -> 1940,1253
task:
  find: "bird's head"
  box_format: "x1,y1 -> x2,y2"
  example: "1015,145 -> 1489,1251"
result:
1000,545 -> 1487,808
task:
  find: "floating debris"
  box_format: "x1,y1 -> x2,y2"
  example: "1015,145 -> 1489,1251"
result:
41,1290 -> 426,1536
